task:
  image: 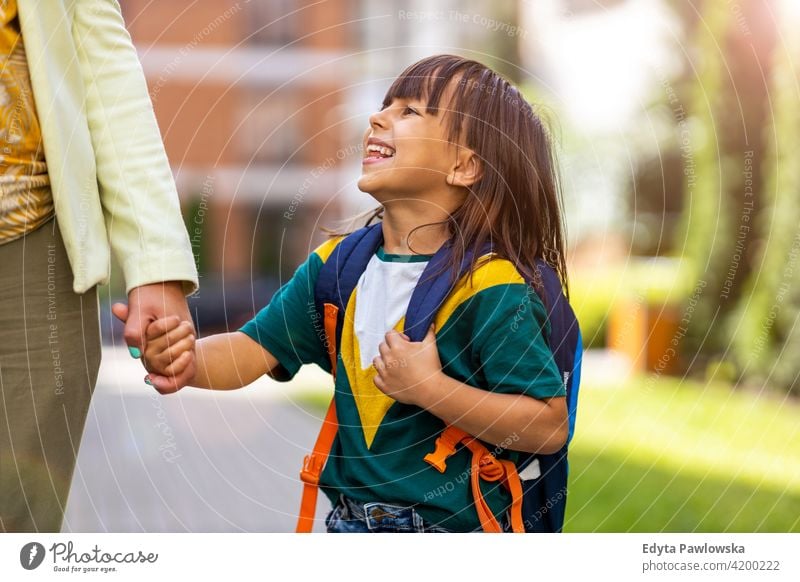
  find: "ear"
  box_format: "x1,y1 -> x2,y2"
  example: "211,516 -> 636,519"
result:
446,147 -> 483,188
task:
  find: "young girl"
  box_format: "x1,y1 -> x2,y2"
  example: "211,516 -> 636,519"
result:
136,54 -> 569,533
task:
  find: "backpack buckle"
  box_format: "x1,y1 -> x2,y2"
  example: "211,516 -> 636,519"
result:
423,426 -> 470,473
300,453 -> 324,485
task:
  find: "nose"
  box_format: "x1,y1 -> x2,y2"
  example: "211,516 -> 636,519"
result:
368,107 -> 388,131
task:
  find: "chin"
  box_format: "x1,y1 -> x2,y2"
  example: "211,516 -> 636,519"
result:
357,174 -> 381,195
357,183 -> 394,207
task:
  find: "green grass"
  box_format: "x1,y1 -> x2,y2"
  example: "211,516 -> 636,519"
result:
293,373 -> 800,532
565,376 -> 800,532
565,449 -> 800,532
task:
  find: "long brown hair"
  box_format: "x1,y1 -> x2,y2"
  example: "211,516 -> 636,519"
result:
328,54 -> 568,296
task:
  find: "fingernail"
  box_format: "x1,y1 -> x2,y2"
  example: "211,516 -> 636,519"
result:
128,346 -> 141,358
144,376 -> 153,386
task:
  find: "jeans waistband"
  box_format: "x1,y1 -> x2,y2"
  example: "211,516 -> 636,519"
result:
330,494 -> 451,533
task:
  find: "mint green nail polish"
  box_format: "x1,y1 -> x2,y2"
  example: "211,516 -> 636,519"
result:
128,346 -> 141,358
144,376 -> 153,386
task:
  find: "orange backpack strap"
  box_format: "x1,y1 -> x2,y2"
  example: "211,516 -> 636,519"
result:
296,302 -> 340,533
424,425 -> 525,533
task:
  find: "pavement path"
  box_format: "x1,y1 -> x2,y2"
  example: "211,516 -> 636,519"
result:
62,346 -> 334,532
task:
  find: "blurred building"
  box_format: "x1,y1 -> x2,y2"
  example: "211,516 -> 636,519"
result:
117,0 -> 525,329
121,0 -> 357,286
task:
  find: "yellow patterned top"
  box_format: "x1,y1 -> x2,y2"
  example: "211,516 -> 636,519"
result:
0,0 -> 53,245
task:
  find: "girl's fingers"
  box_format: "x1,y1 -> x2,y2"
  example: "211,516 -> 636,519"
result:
146,333 -> 194,372
146,373 -> 182,395
384,330 -> 406,347
161,322 -> 194,348
145,316 -> 184,340
160,335 -> 195,366
144,322 -> 192,356
160,350 -> 194,377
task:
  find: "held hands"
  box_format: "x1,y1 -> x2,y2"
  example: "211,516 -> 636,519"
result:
372,324 -> 443,406
141,316 -> 196,391
111,281 -> 196,394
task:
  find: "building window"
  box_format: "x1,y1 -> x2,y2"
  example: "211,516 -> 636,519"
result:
245,0 -> 298,46
240,92 -> 303,163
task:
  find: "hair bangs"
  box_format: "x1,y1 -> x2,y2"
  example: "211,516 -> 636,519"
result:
382,55 -> 489,144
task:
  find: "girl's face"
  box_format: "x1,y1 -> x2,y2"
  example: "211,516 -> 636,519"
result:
357,94 -> 461,202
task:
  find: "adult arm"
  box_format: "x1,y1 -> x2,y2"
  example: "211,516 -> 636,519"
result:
75,0 -> 199,390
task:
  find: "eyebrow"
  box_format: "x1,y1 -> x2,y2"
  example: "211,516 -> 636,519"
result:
381,97 -> 427,114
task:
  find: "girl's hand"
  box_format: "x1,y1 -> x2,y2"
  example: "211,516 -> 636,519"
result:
111,282 -> 196,393
372,325 -> 442,406
142,316 -> 196,393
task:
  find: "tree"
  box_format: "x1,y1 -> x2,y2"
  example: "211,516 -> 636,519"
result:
727,2 -> 800,394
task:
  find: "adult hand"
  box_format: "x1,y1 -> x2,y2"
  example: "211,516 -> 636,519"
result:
111,281 -> 196,394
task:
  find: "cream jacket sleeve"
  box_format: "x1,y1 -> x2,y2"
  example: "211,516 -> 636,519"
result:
73,0 -> 198,295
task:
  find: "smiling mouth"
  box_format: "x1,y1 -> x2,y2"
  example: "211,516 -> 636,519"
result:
364,143 -> 395,162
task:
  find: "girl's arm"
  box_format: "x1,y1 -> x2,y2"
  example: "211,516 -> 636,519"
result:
372,327 -> 568,454
417,374 -> 567,454
144,317 -> 280,391
192,332 -> 281,390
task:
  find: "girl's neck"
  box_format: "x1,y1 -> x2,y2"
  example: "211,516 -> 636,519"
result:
380,203 -> 451,256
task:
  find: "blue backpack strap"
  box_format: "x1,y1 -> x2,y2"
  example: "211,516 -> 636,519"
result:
517,260 -> 582,533
314,223 -> 384,354
403,242 -> 487,341
533,259 -> 582,442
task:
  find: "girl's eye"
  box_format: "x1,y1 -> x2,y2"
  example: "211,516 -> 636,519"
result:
403,106 -> 419,116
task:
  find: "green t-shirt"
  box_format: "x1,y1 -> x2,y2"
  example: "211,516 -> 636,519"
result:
240,236 -> 566,531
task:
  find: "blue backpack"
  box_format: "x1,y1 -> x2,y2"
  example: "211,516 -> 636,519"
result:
296,222 -> 582,533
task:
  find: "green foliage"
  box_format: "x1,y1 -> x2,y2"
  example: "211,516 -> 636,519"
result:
663,0 -> 792,392
727,13 -> 800,395
569,270 -> 615,348
571,259 -> 695,348
671,1 -> 736,363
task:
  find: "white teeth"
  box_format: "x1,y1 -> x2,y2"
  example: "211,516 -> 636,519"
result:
366,144 -> 395,157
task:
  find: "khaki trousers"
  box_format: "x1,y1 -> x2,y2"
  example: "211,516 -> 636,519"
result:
0,217 -> 101,532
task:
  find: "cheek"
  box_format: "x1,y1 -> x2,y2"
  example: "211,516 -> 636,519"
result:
396,139 -> 449,172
